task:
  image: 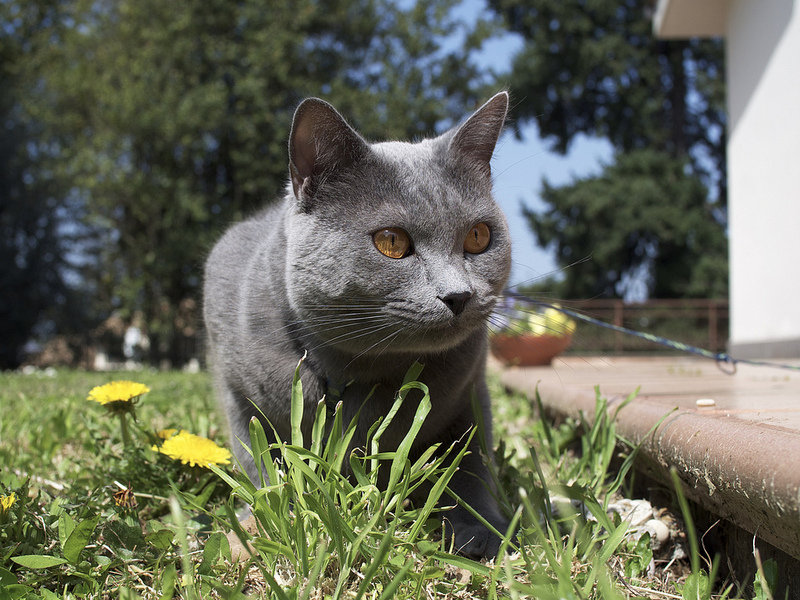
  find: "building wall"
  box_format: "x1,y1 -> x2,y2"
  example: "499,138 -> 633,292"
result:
727,0 -> 800,357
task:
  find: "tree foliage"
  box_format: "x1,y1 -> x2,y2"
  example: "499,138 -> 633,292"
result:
527,150 -> 728,299
10,0 -> 488,365
489,0 -> 728,299
0,0 -> 90,368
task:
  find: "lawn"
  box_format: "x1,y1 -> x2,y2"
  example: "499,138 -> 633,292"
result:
0,366 -> 754,599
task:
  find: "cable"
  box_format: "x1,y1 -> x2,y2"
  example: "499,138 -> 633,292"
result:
505,293 -> 800,374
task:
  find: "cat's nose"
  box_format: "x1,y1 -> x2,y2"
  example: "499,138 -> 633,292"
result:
439,291 -> 473,316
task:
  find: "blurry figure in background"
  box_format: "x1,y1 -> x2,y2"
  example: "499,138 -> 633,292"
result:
123,312 -> 149,366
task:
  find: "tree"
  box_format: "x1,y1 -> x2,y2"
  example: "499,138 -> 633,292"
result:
0,0 -> 89,369
489,0 -> 728,299
526,150 -> 728,299
23,0 -> 488,365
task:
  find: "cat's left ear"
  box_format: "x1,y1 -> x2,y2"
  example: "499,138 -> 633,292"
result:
448,91 -> 509,179
289,98 -> 369,208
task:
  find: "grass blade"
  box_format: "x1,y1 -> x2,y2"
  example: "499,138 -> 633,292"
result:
377,558 -> 415,600
310,398 -> 327,459
354,521 -> 397,600
407,438 -> 467,543
291,352 -> 307,448
670,467 -> 700,576
597,519 -> 630,564
385,381 -> 431,501
300,537 -> 329,600
208,464 -> 255,505
248,414 -> 277,488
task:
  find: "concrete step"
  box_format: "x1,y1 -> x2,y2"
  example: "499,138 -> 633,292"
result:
498,356 -> 800,593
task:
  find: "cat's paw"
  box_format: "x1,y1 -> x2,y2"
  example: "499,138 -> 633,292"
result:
451,522 -> 504,559
444,509 -> 509,559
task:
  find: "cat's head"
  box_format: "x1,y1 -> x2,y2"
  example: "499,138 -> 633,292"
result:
283,93 -> 511,356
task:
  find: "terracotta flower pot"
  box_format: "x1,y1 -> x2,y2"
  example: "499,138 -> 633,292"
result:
490,333 -> 572,366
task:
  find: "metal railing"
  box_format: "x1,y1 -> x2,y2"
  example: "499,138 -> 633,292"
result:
554,298 -> 729,355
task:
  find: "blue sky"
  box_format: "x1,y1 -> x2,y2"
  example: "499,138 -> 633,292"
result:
491,122 -> 613,289
459,0 -> 614,287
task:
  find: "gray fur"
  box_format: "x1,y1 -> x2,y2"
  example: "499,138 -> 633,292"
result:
204,93 -> 512,558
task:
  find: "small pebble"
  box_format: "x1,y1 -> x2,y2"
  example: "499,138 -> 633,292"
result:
696,398 -> 716,408
644,519 -> 670,544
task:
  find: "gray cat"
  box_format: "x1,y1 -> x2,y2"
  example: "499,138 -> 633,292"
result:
203,92 -> 512,558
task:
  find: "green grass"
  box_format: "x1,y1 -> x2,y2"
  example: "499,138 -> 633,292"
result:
0,366 -> 756,599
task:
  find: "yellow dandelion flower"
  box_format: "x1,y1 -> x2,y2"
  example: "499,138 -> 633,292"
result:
0,492 -> 16,517
157,428 -> 178,440
151,428 -> 178,451
87,381 -> 151,406
88,381 -> 149,446
156,430 -> 232,468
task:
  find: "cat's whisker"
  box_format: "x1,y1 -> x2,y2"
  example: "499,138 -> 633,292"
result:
346,327 -> 405,369
296,304 -> 387,313
236,312 -> 379,354
282,314 -> 387,331
293,315 -> 390,338
302,319 -> 400,353
307,313 -> 390,326
262,311 -> 389,338
239,316 -> 390,356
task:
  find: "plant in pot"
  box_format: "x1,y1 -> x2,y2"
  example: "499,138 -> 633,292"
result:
490,303 -> 576,366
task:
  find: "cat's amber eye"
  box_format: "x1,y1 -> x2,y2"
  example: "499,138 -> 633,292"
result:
373,228 -> 412,259
464,222 -> 491,254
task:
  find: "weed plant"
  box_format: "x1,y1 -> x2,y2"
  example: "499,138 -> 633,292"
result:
0,366 -> 773,599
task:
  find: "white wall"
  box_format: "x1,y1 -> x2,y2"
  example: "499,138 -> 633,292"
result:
727,0 -> 800,357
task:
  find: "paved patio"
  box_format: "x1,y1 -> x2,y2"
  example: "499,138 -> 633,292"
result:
498,356 -> 800,579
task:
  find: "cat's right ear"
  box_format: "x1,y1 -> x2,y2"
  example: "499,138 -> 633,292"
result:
289,98 -> 369,209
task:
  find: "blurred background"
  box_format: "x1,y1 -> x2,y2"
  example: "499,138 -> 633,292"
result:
1,0 -> 729,370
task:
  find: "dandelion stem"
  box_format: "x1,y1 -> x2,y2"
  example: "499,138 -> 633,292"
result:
119,413 -> 131,447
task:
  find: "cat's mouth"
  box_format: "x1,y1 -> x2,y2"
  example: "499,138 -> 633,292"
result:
379,302 -> 490,351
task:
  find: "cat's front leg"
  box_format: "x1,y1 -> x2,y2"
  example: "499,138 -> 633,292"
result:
441,440 -> 509,559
